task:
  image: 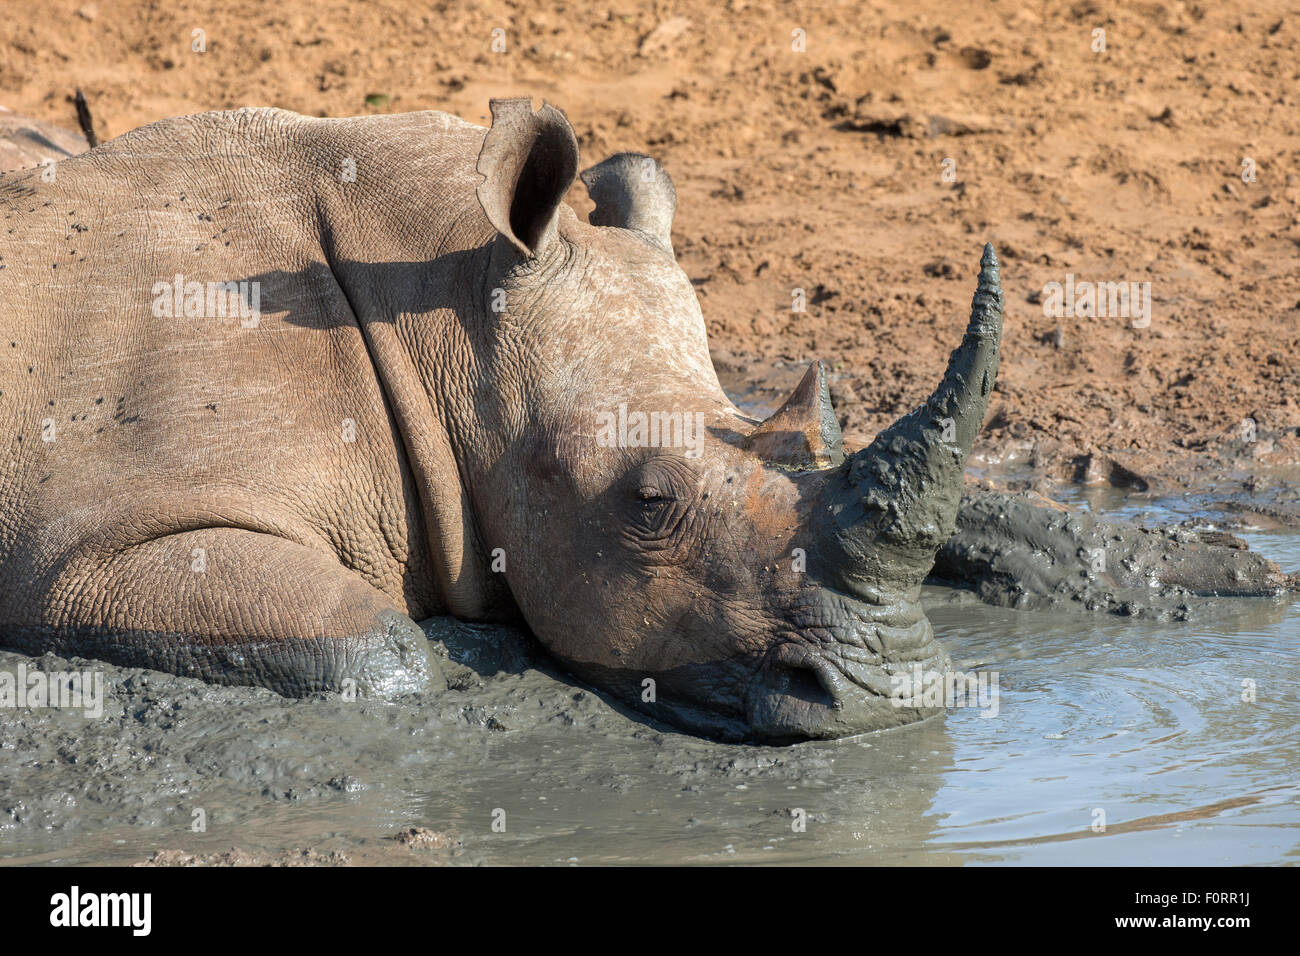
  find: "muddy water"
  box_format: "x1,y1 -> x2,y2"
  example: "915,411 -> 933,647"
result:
1,500 -> 1298,866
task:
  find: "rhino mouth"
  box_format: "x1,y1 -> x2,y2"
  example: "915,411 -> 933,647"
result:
744,592 -> 952,742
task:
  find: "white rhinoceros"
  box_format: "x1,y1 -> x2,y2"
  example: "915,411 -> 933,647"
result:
0,99 -> 1005,741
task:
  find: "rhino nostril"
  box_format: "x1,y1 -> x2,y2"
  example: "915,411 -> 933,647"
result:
766,642 -> 850,704
768,663 -> 835,709
746,657 -> 842,744
747,629 -> 953,740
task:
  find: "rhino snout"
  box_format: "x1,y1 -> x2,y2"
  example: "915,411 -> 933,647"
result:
744,597 -> 952,742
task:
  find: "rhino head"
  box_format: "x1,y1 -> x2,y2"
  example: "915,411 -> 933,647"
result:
463,100 -> 1002,742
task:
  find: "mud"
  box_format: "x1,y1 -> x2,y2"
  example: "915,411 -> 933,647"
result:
4,521 -> 1297,865
933,490 -> 1298,619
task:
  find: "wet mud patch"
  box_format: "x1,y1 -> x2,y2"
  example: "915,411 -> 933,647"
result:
932,490 -> 1298,619
0,626 -> 933,865
4,539 -> 1299,867
0,619 -> 644,864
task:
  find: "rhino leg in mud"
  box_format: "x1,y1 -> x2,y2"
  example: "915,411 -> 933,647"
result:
12,529 -> 442,697
933,491 -> 1297,616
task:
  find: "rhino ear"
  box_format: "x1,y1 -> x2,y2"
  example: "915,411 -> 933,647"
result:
475,98 -> 580,258
579,152 -> 676,252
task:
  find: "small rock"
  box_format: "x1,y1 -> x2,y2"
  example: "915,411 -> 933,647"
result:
389,827 -> 457,850
638,18 -> 692,56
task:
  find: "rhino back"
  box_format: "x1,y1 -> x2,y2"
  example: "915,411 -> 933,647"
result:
0,107 -> 488,618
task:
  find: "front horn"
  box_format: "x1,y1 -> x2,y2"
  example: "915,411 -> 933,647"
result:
816,243 -> 1004,589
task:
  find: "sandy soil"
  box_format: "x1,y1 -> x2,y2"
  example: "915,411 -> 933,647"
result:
2,0 -> 1298,494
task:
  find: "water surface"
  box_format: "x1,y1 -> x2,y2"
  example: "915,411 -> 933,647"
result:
1,496 -> 1297,866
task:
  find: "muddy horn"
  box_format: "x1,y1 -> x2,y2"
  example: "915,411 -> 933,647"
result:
815,243 -> 1003,590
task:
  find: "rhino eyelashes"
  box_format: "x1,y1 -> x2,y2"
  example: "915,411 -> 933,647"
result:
630,495 -> 688,538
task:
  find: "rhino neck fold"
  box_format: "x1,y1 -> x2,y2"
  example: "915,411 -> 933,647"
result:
374,322 -> 495,620
322,242 -> 501,621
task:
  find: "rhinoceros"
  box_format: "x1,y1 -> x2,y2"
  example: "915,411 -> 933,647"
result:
0,98 -> 1002,741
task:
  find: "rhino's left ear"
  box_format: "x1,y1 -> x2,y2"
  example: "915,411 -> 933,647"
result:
476,98 -> 580,258
580,153 -> 676,253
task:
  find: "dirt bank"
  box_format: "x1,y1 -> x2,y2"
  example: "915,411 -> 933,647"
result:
3,0 -> 1297,496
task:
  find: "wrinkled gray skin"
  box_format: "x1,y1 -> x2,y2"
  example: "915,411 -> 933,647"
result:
0,100 -> 1004,742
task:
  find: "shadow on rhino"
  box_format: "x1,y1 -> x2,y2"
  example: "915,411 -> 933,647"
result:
0,98 -> 1005,743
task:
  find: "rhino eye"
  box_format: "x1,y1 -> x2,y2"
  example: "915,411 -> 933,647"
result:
619,460 -> 697,554
637,485 -> 667,502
